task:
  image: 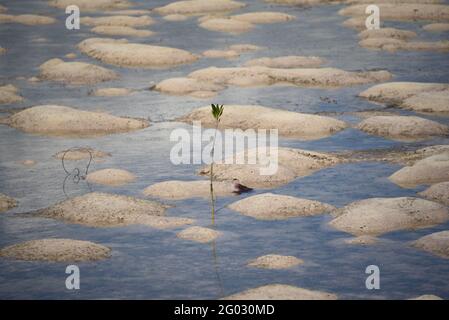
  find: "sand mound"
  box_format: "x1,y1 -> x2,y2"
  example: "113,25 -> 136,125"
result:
54,148 -> 111,160
413,230 -> 449,259
228,44 -> 262,52
91,87 -> 133,97
401,90 -> 449,113
356,116 -> 449,141
81,15 -> 155,27
65,53 -> 77,59
339,4 -> 449,22
0,84 -> 23,105
154,0 -> 245,16
231,12 -> 296,24
419,182 -> 449,206
389,153 -> 449,187
0,5 -> 6,13
228,193 -> 335,220
198,147 -> 342,188
247,254 -> 304,269
91,26 -> 155,37
0,46 -> 5,54
78,38 -> 198,68
423,23 -> 449,32
163,14 -> 189,21
0,239 -> 111,262
86,168 -> 136,186
177,226 -> 221,243
18,159 -> 36,166
202,49 -> 240,59
359,37 -> 449,52
143,180 -> 236,200
224,284 -> 337,300
49,0 -> 132,11
329,197 -> 449,236
39,58 -> 118,85
0,193 -> 17,213
7,105 -> 149,137
0,14 -> 56,25
179,105 -> 347,140
153,77 -> 224,98
409,295 -> 443,300
358,28 -> 417,40
199,18 -> 254,34
35,192 -> 193,229
244,56 -> 324,68
343,236 -> 378,245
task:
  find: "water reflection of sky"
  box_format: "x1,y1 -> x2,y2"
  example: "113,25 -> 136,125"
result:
0,0 -> 449,299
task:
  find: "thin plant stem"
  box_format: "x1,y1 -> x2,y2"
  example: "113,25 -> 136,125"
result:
210,120 -> 219,226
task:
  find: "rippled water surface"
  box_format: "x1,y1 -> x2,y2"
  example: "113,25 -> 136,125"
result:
0,0 -> 449,299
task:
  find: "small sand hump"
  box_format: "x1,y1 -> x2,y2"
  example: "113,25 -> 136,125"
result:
0,239 -> 111,262
247,254 -> 304,269
86,168 -> 136,186
0,84 -> 23,105
34,192 -> 194,229
48,0 -> 132,12
0,193 -> 17,213
0,14 -> 56,25
153,0 -> 246,16
419,182 -> 449,206
223,284 -> 338,300
413,230 -> 449,259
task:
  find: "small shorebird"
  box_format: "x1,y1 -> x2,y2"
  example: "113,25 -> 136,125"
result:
232,178 -> 253,194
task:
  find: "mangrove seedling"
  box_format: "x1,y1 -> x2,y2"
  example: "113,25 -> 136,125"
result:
210,104 -> 224,225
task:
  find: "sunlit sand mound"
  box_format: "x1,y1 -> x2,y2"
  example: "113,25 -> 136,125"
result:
343,236 -> 378,245
0,84 -> 23,105
247,254 -> 304,269
359,38 -> 449,52
91,87 -> 133,97
49,0 -> 132,11
230,12 -> 296,24
35,192 -> 193,229
81,15 -> 155,27
154,0 -> 246,16
224,284 -> 338,300
0,239 -> 111,262
91,26 -> 155,37
228,193 -> 335,220
0,14 -> 56,25
54,148 -> 111,160
419,182 -> 449,206
39,58 -> 118,85
413,231 -> 449,259
0,46 -> 5,54
401,91 -> 449,113
78,38 -> 198,68
228,44 -> 262,52
199,17 -> 254,34
153,77 -> 225,98
0,193 -> 17,213
198,147 -> 342,188
329,197 -> 449,236
244,56 -> 324,68
86,168 -> 136,186
7,105 -> 149,137
359,28 -> 417,40
356,116 -> 449,141
143,180 -> 236,200
389,153 -> 449,187
202,49 -> 240,59
179,105 -> 347,139
409,295 -> 444,300
163,14 -> 189,21
177,226 -> 221,243
423,23 -> 449,32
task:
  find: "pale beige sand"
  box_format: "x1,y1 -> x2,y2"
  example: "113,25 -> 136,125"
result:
423,23 -> 449,32
18,159 -> 36,166
54,148 -> 111,160
230,12 -> 296,24
229,44 -> 262,52
389,153 -> 449,187
0,14 -> 56,25
35,192 -> 193,229
154,0 -> 246,16
202,49 -> 240,59
91,26 -> 155,37
198,147 -> 342,188
64,53 -> 77,59
358,28 -> 417,40
199,18 -> 254,34
6,105 -> 149,137
39,58 -> 118,85
0,84 -> 23,105
244,56 -> 324,68
419,182 -> 449,206
401,91 -> 449,113
177,226 -> 221,243
81,15 -> 155,27
179,105 -> 347,139
228,193 -> 335,220
413,230 -> 449,259
224,284 -> 338,300
357,116 -> 449,141
143,180 -> 235,200
409,295 -> 444,300
343,236 -> 378,245
247,254 -> 304,269
0,46 -> 5,54
49,0 -> 132,11
91,87 -> 133,97
329,197 -> 449,236
78,38 -> 198,68
0,193 -> 17,213
359,38 -> 449,52
86,168 -> 136,186
163,14 -> 189,21
153,77 -> 225,98
0,4 -> 6,13
103,10 -> 151,15
0,239 -> 111,262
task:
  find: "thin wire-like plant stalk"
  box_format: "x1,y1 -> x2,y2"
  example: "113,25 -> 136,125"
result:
210,120 -> 219,226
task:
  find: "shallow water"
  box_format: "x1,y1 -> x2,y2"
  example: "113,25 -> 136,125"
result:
0,0 -> 449,299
